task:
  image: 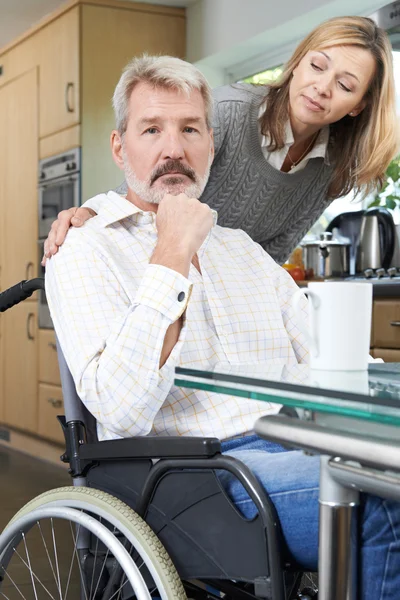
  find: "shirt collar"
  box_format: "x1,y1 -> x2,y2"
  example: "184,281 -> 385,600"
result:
96,190 -> 219,228
259,104 -> 330,165
97,190 -> 156,227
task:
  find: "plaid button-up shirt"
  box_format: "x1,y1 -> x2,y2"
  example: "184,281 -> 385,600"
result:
46,191 -> 309,441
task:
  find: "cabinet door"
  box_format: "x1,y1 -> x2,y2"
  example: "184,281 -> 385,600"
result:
38,7 -> 80,138
372,299 -> 400,349
0,75 -> 4,422
39,329 -> 61,386
38,383 -> 64,444
3,303 -> 38,433
1,68 -> 38,290
371,347 -> 400,362
0,70 -> 39,432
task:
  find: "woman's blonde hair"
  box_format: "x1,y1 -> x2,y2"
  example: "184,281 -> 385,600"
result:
261,16 -> 399,199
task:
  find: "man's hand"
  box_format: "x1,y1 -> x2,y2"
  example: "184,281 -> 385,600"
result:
42,207 -> 96,265
151,193 -> 214,277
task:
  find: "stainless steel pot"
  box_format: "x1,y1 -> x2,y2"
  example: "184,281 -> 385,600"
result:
302,232 -> 350,278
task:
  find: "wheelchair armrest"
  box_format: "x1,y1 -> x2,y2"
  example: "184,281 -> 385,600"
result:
80,435 -> 221,461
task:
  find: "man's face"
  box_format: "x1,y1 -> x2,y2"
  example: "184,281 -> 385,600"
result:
111,82 -> 214,209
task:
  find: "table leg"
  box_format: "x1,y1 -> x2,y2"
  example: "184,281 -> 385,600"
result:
318,455 -> 359,600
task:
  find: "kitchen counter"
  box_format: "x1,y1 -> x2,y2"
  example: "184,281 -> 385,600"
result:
297,278 -> 400,298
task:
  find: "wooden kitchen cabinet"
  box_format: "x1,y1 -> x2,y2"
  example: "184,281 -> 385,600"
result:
0,0 -> 185,450
37,7 -> 80,138
80,2 -> 185,198
3,303 -> 38,433
38,383 -> 64,444
0,68 -> 38,291
372,299 -> 400,349
39,329 -> 61,386
371,348 -> 400,362
370,299 -> 400,361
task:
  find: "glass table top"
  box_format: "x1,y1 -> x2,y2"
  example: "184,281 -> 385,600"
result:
174,362 -> 400,427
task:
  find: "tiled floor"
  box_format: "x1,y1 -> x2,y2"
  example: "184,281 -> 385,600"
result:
0,446 -> 74,599
0,445 -> 70,532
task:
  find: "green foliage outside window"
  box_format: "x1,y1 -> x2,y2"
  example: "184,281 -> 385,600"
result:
243,66 -> 283,85
368,156 -> 400,210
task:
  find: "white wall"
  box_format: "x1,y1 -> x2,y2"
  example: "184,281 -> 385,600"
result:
187,0 -> 389,86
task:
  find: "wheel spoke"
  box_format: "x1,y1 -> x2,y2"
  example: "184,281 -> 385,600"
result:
106,576 -> 129,600
2,568 -> 28,600
68,521 -> 89,600
63,521 -> 82,600
37,520 -> 61,597
50,518 -> 63,598
21,532 -> 39,600
12,546 -> 57,600
89,517 -> 101,600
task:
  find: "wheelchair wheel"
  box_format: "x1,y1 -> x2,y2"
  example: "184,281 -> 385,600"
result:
0,486 -> 187,600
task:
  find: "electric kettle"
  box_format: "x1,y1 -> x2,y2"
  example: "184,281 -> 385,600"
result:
355,207 -> 395,272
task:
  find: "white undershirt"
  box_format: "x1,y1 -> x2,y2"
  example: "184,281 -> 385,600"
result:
259,105 -> 330,173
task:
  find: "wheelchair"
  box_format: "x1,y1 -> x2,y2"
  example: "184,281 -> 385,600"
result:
0,278 -> 318,600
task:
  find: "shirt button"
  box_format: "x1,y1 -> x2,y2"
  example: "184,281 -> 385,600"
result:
177,291 -> 185,302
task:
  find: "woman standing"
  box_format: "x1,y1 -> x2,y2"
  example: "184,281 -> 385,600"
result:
43,15 -> 398,265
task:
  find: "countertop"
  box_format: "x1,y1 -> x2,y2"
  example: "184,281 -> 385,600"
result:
297,278 -> 400,298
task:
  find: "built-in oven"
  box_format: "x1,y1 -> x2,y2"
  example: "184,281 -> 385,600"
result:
38,147 -> 81,328
38,147 -> 81,239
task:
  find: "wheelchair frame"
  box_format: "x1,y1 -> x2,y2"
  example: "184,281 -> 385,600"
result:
0,279 -> 315,600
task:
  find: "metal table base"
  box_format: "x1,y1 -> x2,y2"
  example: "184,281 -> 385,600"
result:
254,415 -> 400,600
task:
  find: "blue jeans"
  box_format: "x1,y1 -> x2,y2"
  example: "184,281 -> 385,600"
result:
220,435 -> 400,600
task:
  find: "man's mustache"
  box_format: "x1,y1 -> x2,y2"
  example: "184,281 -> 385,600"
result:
150,160 -> 196,185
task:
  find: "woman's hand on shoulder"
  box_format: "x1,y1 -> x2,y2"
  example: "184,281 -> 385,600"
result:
42,206 -> 97,265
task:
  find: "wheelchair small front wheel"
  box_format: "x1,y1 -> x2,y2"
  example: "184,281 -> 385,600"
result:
0,486 -> 187,600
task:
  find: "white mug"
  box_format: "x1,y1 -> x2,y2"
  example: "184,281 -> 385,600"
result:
292,281 -> 373,371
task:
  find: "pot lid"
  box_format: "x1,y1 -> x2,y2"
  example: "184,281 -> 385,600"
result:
301,231 -> 351,247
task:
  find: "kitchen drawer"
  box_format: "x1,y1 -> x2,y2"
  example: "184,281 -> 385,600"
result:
372,299 -> 400,349
370,347 -> 400,362
38,383 -> 64,444
39,329 -> 61,385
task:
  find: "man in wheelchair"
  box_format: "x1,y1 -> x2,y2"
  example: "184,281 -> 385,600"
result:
44,55 -> 400,599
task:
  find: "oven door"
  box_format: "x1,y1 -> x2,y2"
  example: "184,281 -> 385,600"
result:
38,173 -> 80,239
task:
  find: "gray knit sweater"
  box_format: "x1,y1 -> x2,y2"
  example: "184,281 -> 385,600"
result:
110,84 -> 334,265
204,83 -> 334,264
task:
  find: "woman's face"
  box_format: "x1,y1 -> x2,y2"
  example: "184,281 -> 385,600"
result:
289,45 -> 376,131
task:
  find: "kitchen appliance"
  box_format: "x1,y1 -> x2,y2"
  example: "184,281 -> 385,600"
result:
38,147 -> 81,328
370,3 -> 400,50
355,207 -> 395,272
302,232 -> 350,278
326,210 -> 363,275
38,147 -> 81,239
390,224 -> 400,268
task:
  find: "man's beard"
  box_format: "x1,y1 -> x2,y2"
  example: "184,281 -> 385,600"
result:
122,151 -> 212,205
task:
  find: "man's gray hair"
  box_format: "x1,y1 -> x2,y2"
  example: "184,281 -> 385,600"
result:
112,54 -> 213,135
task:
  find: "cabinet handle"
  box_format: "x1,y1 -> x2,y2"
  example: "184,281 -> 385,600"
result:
390,321 -> 400,327
65,82 -> 74,113
26,312 -> 35,340
48,342 -> 57,351
25,261 -> 34,280
47,397 -> 63,409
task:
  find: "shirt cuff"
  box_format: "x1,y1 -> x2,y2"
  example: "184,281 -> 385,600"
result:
135,264 -> 192,321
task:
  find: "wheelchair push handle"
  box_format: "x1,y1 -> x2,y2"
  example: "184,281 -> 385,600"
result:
0,278 -> 44,312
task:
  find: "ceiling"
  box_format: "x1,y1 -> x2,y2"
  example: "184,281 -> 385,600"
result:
0,0 -> 196,49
